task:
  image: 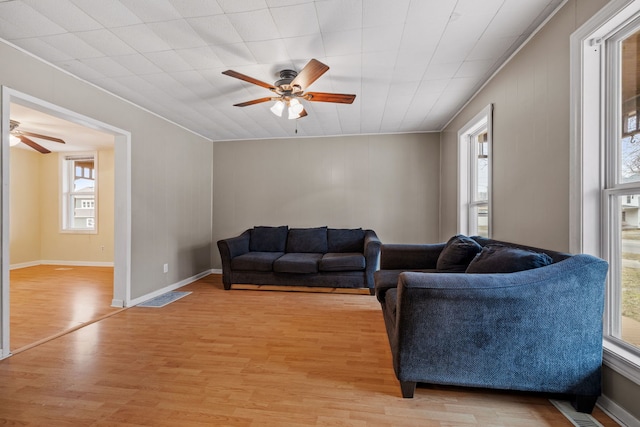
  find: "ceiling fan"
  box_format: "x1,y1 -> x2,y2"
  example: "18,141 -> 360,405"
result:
9,119 -> 65,154
222,59 -> 356,120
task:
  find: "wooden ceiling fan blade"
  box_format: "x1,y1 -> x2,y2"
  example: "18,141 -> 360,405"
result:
233,97 -> 274,107
290,59 -> 329,90
305,92 -> 356,104
19,136 -> 51,154
20,131 -> 65,144
222,70 -> 276,90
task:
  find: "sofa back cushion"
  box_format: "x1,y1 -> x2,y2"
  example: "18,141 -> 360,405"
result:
327,228 -> 365,253
465,244 -> 553,273
287,227 -> 328,253
436,234 -> 482,272
249,226 -> 289,252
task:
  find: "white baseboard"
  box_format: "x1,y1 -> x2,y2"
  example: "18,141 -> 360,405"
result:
128,269 -> 213,307
10,260 -> 114,270
598,394 -> 640,427
211,268 -> 222,274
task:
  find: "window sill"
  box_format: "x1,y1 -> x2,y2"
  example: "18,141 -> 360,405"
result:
603,339 -> 640,386
59,229 -> 98,235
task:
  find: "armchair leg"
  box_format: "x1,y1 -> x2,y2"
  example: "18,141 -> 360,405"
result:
571,395 -> 598,413
400,381 -> 416,398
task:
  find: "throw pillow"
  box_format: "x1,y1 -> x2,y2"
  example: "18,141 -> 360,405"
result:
286,226 -> 328,253
249,226 -> 289,252
465,244 -> 553,273
436,234 -> 483,272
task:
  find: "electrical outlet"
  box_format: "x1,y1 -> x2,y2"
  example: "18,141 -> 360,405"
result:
163,263 -> 168,273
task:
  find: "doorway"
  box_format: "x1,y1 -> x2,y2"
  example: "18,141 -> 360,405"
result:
1,87 -> 132,359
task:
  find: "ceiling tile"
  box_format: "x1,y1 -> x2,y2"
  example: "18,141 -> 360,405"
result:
39,33 -> 104,59
187,14 -> 244,45
316,0 -> 362,33
81,56 -> 132,77
363,24 -> 403,53
111,24 -> 173,53
75,29 -> 137,56
210,42 -> 256,67
111,53 -> 164,75
168,0 -> 223,17
69,0 -> 142,28
11,38 -> 74,62
175,46 -> 224,70
270,3 -> 320,38
323,30 -> 361,57
217,0 -> 268,14
227,9 -> 281,42
363,0 -> 410,28
246,39 -> 290,64
118,0 -> 182,22
282,34 -> 326,62
265,0 -> 314,6
0,2 -> 65,38
144,50 -> 194,73
22,0 -> 103,32
147,20 -> 208,50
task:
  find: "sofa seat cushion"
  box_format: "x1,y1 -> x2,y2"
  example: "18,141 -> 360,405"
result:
319,253 -> 365,272
466,244 -> 553,273
231,252 -> 284,272
273,253 -> 323,274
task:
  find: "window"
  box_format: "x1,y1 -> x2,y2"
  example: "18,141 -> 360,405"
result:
61,153 -> 97,233
571,0 -> 640,383
458,105 -> 492,237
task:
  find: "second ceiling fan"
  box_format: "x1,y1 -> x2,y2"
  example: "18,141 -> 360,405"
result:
9,119 -> 65,154
222,59 -> 356,119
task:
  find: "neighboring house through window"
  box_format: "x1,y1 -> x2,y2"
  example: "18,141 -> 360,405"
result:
61,153 -> 97,233
458,104 -> 492,237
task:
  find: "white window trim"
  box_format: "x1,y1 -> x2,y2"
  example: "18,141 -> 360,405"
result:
458,104 -> 493,236
60,151 -> 98,234
570,0 -> 640,386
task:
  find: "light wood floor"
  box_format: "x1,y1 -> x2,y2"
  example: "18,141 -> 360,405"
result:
9,265 -> 120,351
0,274 -> 620,426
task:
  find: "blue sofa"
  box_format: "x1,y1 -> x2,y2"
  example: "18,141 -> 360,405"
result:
217,226 -> 381,292
374,235 -> 608,413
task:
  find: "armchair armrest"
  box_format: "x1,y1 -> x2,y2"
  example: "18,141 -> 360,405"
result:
380,243 -> 445,270
363,230 -> 381,289
216,230 -> 251,289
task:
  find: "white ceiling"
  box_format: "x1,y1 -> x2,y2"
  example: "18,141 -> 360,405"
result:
0,0 -> 565,141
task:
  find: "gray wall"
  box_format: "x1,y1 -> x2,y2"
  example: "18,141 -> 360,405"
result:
212,133 -> 440,268
0,40 -> 213,300
440,0 -> 640,421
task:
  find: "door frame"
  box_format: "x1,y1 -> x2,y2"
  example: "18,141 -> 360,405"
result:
1,87 -> 132,359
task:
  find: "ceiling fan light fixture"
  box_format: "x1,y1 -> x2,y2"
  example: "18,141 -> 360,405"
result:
9,134 -> 20,147
288,98 -> 304,119
270,100 -> 285,117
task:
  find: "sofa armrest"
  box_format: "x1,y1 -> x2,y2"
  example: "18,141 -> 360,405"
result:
216,230 -> 251,289
391,254 -> 608,396
380,243 -> 445,270
363,230 -> 381,288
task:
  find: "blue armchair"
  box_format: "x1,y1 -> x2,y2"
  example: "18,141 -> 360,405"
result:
375,237 -> 608,413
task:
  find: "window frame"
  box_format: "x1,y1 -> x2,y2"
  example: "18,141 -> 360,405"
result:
570,0 -> 640,385
60,152 -> 98,234
458,104 -> 493,237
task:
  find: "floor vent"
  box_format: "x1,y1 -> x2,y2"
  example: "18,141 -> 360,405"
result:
550,400 -> 605,427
